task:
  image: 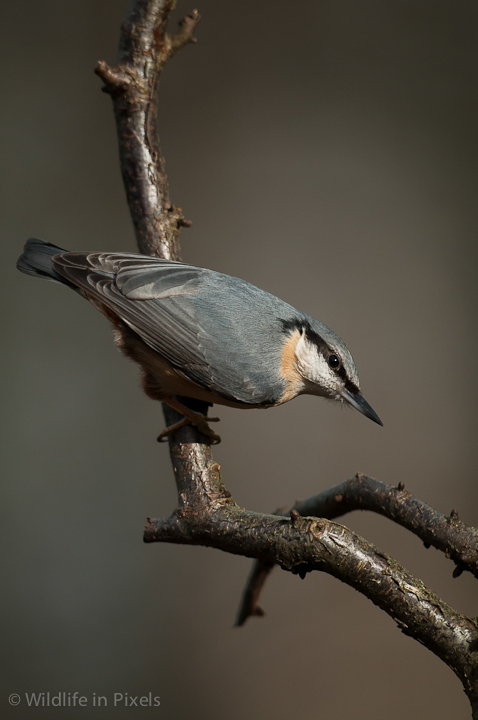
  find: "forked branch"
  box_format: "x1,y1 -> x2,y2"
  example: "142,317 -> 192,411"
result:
237,473 -> 478,627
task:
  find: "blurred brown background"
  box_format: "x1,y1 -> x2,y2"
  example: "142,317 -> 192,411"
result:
2,1 -> 478,718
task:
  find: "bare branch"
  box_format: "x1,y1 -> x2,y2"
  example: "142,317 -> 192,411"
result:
236,560 -> 271,626
145,499 -> 478,701
143,442 -> 478,702
161,10 -> 200,62
94,0 -> 199,260
237,473 -> 478,626
295,473 -> 478,578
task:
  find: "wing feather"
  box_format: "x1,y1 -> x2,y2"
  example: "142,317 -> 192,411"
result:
52,251 -> 286,405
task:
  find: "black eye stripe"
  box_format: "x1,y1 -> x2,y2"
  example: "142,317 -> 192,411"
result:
279,318 -> 326,353
279,317 -> 359,395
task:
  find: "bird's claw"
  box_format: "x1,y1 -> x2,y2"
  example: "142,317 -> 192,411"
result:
194,416 -> 221,444
158,414 -> 221,444
157,417 -> 189,442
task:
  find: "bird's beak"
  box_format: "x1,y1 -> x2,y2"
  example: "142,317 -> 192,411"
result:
341,388 -> 383,426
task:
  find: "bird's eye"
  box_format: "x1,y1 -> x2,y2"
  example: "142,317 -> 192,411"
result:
328,354 -> 341,371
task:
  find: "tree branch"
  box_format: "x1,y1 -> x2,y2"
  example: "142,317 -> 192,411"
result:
98,1 -> 478,714
236,473 -> 478,627
296,474 -> 478,577
144,493 -> 478,702
95,0 -> 199,260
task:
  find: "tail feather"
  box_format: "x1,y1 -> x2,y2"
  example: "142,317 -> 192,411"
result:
16,238 -> 72,286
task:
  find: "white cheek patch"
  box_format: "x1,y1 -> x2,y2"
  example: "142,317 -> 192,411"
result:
294,334 -> 321,379
295,334 -> 341,396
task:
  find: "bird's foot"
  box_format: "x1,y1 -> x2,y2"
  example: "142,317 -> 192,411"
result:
158,411 -> 221,444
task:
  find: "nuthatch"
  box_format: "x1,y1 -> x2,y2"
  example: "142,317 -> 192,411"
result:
17,238 -> 382,443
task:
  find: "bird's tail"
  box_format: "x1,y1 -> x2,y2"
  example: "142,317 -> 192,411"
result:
16,238 -> 72,286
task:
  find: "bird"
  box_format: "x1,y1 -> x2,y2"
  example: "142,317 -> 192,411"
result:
17,238 -> 382,443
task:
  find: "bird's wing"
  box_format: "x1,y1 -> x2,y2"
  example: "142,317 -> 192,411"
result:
52,252 -> 277,404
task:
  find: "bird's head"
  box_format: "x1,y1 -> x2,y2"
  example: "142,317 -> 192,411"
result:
280,318 -> 383,426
